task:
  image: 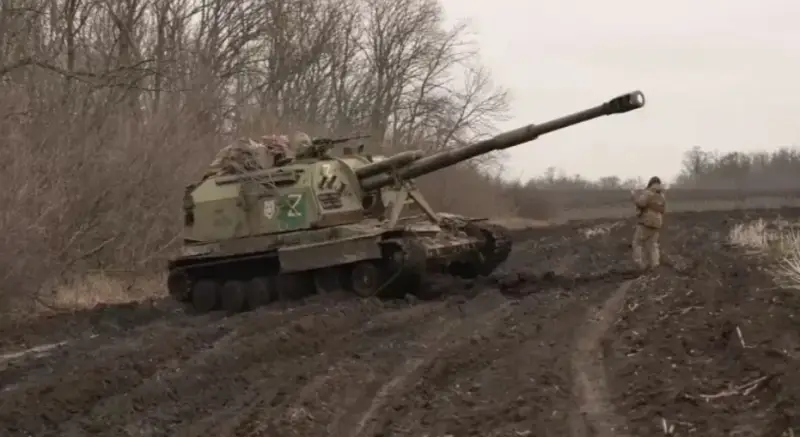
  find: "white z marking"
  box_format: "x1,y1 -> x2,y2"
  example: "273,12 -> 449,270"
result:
286,193 -> 303,217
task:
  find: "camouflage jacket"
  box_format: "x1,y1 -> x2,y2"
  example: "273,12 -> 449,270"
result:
204,135 -> 290,179
632,183 -> 666,229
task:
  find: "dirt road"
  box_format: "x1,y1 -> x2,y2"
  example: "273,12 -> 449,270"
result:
1,209 -> 798,437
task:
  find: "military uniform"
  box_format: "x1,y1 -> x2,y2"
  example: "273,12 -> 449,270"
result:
203,134 -> 291,179
289,131 -> 312,158
631,176 -> 666,270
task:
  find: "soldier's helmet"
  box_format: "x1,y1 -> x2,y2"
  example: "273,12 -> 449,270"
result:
290,132 -> 312,155
261,134 -> 292,162
647,176 -> 662,188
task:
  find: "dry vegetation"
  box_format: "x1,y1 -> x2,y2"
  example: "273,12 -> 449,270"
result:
3,0 -> 800,315
729,219 -> 800,290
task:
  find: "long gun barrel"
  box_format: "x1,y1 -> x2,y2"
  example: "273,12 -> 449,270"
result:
299,134 -> 372,159
355,150 -> 425,179
312,134 -> 371,146
360,91 -> 645,192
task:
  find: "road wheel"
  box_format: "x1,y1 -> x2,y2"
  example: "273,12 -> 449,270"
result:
246,277 -> 274,309
220,280 -> 246,314
191,279 -> 220,313
347,261 -> 382,298
167,269 -> 190,301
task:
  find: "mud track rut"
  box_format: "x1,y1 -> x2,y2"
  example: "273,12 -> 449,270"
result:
570,280 -> 633,437
2,208 -> 800,437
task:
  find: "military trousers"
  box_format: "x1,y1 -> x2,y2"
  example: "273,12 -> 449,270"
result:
632,224 -> 660,270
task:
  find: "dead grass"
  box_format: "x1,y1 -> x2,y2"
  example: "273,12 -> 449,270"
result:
47,273 -> 166,311
0,273 -> 165,325
728,219 -> 800,290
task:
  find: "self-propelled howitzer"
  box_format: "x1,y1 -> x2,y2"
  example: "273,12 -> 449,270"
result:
166,90 -> 646,314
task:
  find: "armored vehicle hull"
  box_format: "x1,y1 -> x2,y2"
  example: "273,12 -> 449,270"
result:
167,91 -> 645,313
167,214 -> 510,313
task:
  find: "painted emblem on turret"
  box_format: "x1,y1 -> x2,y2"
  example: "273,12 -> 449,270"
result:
263,198 -> 276,219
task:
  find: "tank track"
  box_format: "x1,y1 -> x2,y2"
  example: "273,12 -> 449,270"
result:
167,237 -> 439,315
442,221 -> 513,279
167,223 -> 513,315
475,222 -> 513,274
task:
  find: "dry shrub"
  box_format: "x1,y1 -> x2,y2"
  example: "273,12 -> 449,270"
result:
49,273 -> 165,311
728,219 -> 800,289
0,96 -> 219,312
502,183 -> 560,220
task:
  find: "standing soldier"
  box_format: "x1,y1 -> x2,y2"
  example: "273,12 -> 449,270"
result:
631,176 -> 667,271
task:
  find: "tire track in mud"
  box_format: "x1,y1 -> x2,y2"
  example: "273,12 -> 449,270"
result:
53,298 -> 465,437
0,341 -> 69,365
0,340 -> 72,391
365,252 -> 623,437
175,291 -> 515,437
179,300 -> 454,437
2,300 -> 338,437
569,280 -> 634,437
344,292 -> 514,437
0,322 -> 232,437
55,299 -> 385,437
0,300 -> 179,352
277,304 -> 455,426
0,318 -> 192,394
0,304 -> 219,396
384,289 -> 582,437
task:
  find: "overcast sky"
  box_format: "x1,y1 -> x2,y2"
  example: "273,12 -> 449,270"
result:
440,0 -> 800,183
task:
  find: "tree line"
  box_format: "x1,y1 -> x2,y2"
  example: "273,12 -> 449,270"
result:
516,146 -> 800,190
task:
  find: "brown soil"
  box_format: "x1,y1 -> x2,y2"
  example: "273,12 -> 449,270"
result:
1,208 -> 799,437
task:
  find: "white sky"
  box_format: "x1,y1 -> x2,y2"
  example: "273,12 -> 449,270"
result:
440,0 -> 800,182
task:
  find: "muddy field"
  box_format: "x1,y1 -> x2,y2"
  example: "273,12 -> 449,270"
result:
1,208 -> 799,437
